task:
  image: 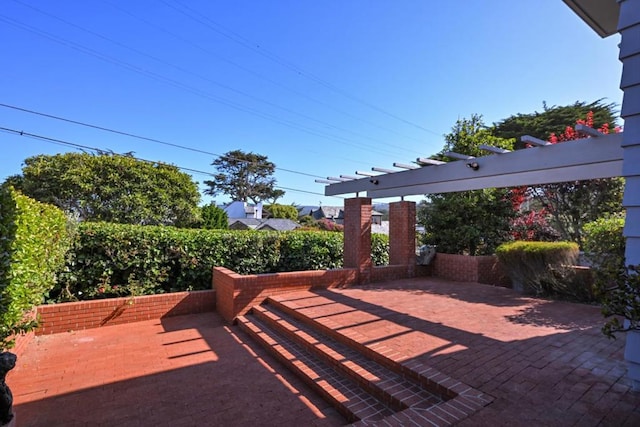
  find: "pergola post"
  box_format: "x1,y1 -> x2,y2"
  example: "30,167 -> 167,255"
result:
343,197 -> 372,285
618,0 -> 640,390
389,201 -> 416,277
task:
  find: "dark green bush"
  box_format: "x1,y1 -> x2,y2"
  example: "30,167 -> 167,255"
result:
0,186 -> 71,349
55,223 -> 391,301
496,241 -> 579,297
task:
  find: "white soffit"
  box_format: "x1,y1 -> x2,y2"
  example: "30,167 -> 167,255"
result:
562,0 -> 620,37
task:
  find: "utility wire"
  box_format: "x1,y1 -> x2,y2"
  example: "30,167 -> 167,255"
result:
101,0 -> 429,146
0,103 -> 326,180
0,126 -> 341,199
11,0 -> 422,156
163,0 -> 441,136
0,14 -> 413,160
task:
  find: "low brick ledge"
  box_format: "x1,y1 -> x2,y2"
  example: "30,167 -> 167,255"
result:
35,290 -> 216,335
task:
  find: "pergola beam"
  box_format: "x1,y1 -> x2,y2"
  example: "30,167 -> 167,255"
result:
325,133 -> 623,198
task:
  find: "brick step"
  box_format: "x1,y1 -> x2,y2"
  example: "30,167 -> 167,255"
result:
237,313 -> 394,424
267,295 -> 461,395
251,303 -> 443,413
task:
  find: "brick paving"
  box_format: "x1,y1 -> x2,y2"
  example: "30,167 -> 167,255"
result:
9,277 -> 640,426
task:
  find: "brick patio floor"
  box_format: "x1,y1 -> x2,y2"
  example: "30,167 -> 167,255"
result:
10,277 -> 640,426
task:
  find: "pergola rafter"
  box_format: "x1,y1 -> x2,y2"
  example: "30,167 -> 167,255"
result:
323,130 -> 623,198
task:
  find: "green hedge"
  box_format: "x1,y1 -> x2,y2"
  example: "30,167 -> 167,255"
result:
55,223 -> 390,301
496,241 -> 580,297
582,214 -> 625,289
0,186 -> 70,349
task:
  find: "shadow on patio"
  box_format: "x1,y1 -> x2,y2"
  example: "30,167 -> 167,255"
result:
10,277 -> 640,426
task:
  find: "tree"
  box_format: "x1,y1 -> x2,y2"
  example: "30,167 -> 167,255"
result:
492,99 -> 617,146
200,203 -> 228,229
418,115 -> 517,255
7,152 -> 201,227
204,150 -> 284,204
494,102 -> 624,245
265,204 -> 298,220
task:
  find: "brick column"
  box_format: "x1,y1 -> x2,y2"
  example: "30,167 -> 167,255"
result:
389,201 -> 416,277
344,197 -> 372,285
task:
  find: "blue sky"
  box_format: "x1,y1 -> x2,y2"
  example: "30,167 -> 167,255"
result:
1,0 -> 623,207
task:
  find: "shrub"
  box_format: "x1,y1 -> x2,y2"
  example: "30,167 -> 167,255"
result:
371,233 -> 389,266
582,214 -> 625,291
496,241 -> 579,297
0,186 -> 71,349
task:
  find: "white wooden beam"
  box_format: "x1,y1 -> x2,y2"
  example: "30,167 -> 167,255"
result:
521,135 -> 551,146
444,151 -> 475,160
393,162 -> 420,170
479,144 -> 511,154
325,133 -> 623,198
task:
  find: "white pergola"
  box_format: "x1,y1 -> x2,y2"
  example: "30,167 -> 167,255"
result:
323,130 -> 622,198
322,0 -> 640,390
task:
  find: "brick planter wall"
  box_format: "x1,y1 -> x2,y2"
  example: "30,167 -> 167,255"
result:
35,290 -> 216,335
431,253 -> 511,287
213,267 -> 357,322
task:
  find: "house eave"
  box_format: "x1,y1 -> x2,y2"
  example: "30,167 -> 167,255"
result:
562,0 -> 620,38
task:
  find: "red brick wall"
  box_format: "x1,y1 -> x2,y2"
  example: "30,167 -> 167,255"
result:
344,198 -> 372,284
35,290 -> 216,335
431,253 -> 511,286
371,265 -> 411,283
213,267 -> 358,322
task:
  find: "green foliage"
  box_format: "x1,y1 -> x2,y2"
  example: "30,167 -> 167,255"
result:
496,241 -> 579,297
582,214 -> 626,281
277,232 -> 343,271
582,214 -> 631,337
200,203 -> 228,229
9,152 -> 201,227
371,233 -> 390,266
418,115 -> 516,255
420,190 -> 515,256
204,150 -> 285,204
0,186 -> 71,349
266,204 -> 299,220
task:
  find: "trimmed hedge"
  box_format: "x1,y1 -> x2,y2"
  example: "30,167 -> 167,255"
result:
496,241 -> 580,297
582,214 -> 625,288
55,223 -> 390,301
0,186 -> 71,349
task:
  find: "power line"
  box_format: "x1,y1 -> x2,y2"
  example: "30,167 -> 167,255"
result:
0,103 -> 326,179
162,0 -> 441,136
0,14 -> 416,160
101,0 -> 430,146
0,126 -> 342,200
10,0 -> 423,156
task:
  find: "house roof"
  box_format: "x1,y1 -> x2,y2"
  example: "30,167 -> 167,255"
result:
228,218 -> 299,231
256,219 -> 300,231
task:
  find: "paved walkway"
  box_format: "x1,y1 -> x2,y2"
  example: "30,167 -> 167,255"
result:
10,277 -> 640,426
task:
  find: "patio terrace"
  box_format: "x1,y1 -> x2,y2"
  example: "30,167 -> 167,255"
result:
10,277 -> 640,426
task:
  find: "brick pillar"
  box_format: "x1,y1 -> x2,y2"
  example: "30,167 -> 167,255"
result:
389,201 -> 416,277
344,197 -> 372,285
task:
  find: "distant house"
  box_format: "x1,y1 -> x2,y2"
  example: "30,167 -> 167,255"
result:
223,201 -> 263,219
298,205 -> 382,226
228,218 -> 300,231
